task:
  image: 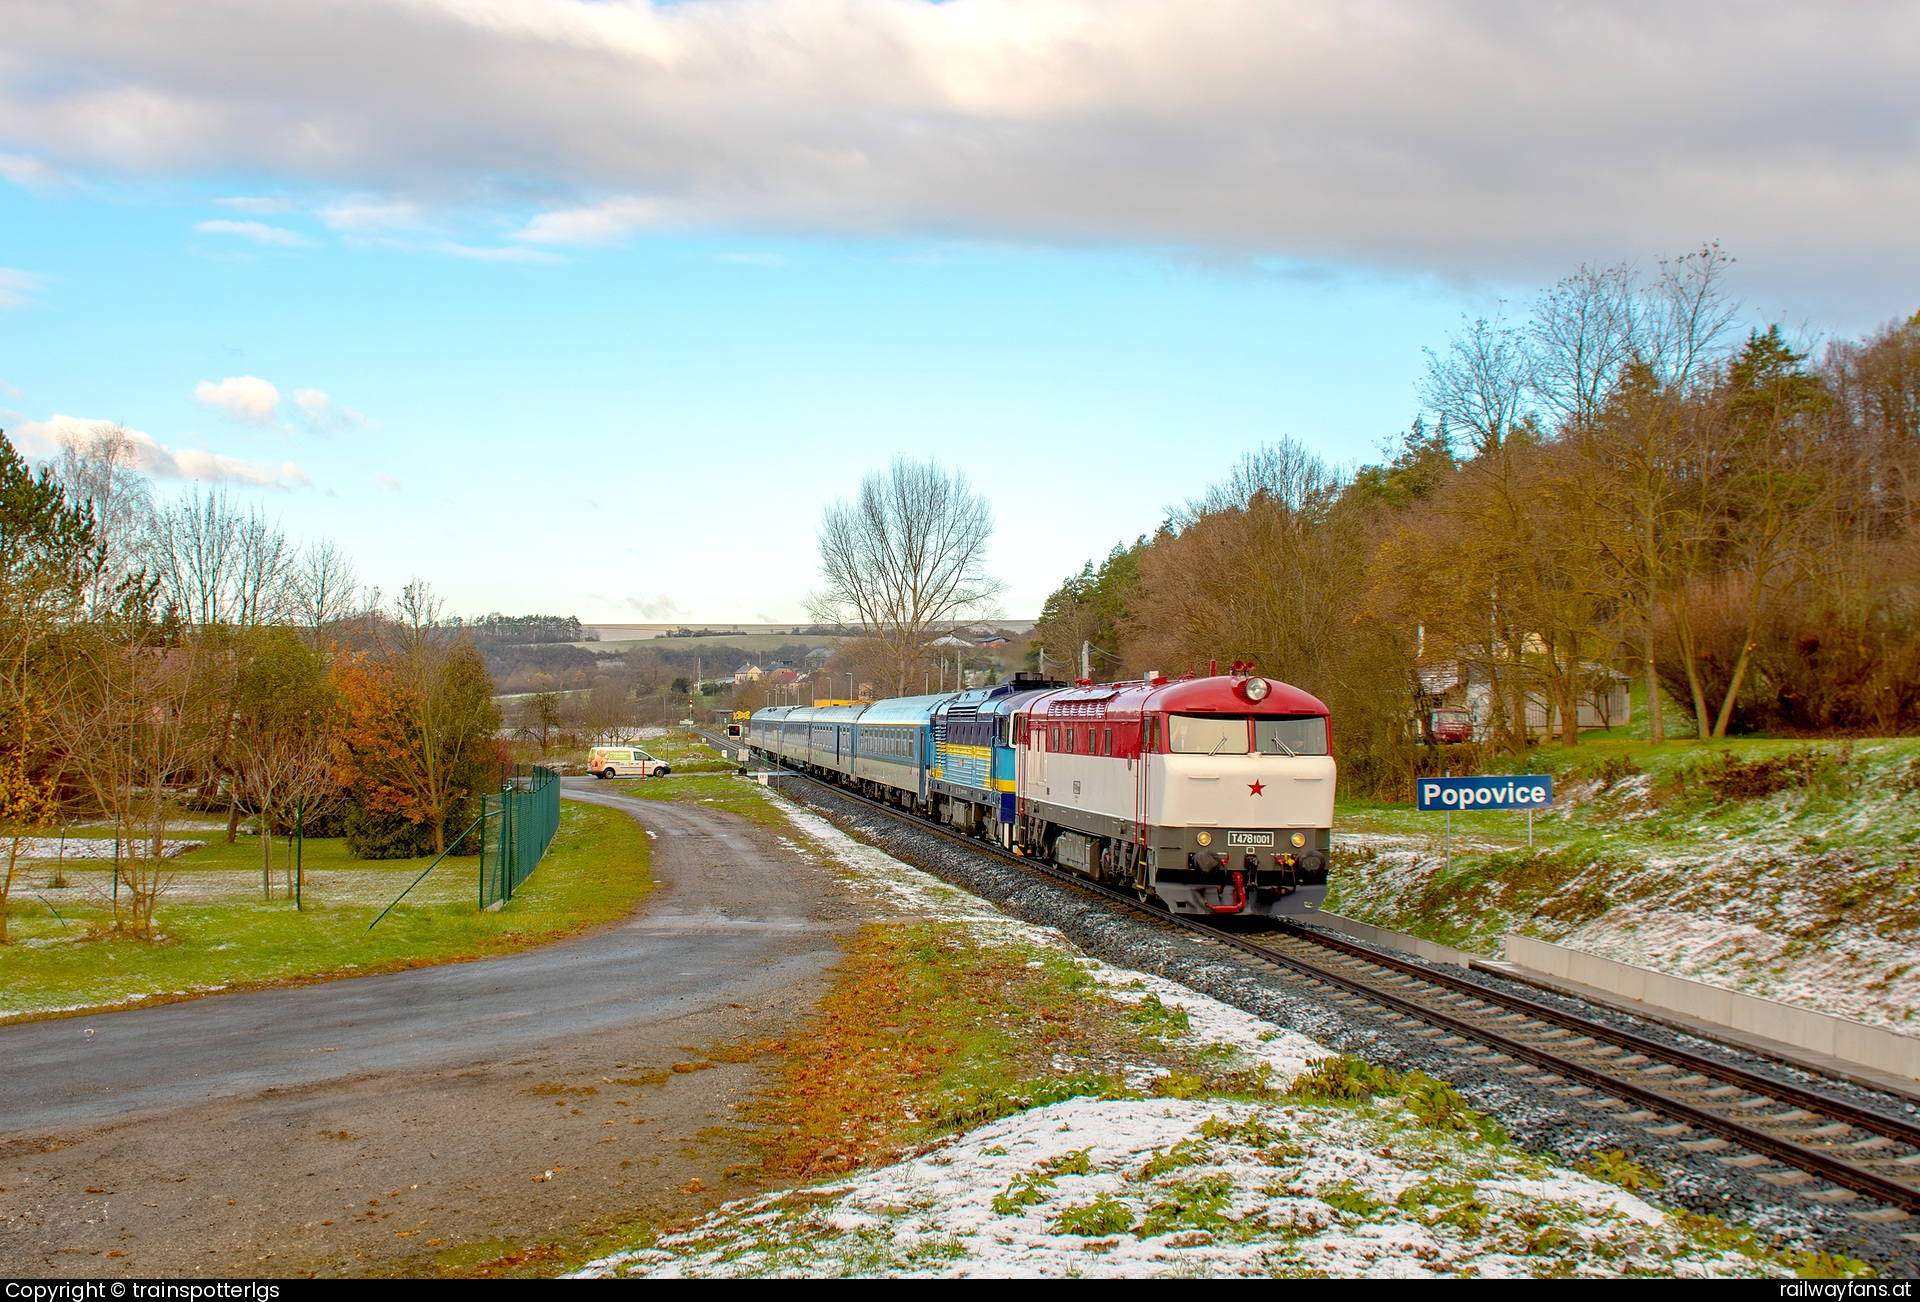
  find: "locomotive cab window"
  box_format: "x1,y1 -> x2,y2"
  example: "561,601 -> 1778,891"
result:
1256,716 -> 1329,756
1167,714 -> 1250,754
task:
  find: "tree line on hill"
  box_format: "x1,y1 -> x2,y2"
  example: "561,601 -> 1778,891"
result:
1034,247 -> 1920,797
0,425 -> 500,939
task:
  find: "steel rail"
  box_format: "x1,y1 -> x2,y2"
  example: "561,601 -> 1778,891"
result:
1273,922 -> 1920,1150
729,744 -> 1920,1215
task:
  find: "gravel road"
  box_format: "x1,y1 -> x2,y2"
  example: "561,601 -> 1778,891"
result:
0,781 -> 859,1278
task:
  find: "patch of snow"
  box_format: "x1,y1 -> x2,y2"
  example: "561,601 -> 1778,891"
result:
572,1098 -> 1768,1279
5,837 -> 204,861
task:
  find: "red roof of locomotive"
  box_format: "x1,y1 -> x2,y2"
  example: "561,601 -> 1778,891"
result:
1035,675 -> 1328,718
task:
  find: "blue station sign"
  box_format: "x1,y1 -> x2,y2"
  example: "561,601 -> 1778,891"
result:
1417,774 -> 1554,812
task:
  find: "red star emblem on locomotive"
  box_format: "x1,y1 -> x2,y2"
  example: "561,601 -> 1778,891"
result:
1248,780 -> 1265,795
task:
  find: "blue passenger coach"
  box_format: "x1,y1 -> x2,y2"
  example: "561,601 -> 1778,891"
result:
850,694 -> 945,803
749,675 -> 1064,825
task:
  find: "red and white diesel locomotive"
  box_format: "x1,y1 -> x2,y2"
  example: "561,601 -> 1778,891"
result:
1013,668 -> 1332,917
750,665 -> 1334,919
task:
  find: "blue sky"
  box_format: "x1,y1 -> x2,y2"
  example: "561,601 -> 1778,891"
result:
2,1 -> 1914,621
0,183 -> 1477,620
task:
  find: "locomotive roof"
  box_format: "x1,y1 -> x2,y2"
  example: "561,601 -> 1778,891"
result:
1033,674 -> 1328,717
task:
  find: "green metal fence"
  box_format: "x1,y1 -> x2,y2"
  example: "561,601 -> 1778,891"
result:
478,764 -> 562,910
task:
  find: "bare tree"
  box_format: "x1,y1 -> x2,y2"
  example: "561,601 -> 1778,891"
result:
227,627 -> 334,896
1646,242 -> 1743,393
1421,310 -> 1535,456
150,488 -> 296,629
48,423 -> 154,610
1529,263 -> 1640,432
291,538 -> 360,644
810,459 -> 1006,697
53,624 -> 215,936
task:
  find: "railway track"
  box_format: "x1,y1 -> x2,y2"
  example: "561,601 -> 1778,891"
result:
711,737 -> 1920,1227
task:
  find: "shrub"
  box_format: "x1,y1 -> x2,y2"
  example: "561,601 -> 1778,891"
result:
343,801 -> 436,860
1574,1149 -> 1663,1191
1288,1055 -> 1394,1102
1594,753 -> 1641,787
1698,749 -> 1829,802
1398,1074 -> 1478,1134
1053,1196 -> 1134,1238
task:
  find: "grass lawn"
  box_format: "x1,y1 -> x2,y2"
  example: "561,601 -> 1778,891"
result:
612,773 -> 788,830
0,799 -> 653,1023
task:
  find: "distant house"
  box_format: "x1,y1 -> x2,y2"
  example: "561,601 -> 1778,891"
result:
732,663 -> 764,684
977,635 -> 1009,649
1416,659 -> 1631,739
929,634 -> 972,649
804,646 -> 834,665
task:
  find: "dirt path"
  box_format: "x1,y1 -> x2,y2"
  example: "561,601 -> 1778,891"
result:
0,783 -> 860,1277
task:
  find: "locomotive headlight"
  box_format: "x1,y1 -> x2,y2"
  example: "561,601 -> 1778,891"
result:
1196,831 -> 1212,847
1243,676 -> 1271,702
1290,832 -> 1307,848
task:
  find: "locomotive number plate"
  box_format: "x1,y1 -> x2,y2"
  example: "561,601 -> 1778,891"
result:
1227,831 -> 1275,847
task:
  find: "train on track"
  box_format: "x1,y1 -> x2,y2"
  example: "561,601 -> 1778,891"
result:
748,667 -> 1333,918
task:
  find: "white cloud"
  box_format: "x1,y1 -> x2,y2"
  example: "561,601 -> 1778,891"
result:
194,218 -> 312,246
194,375 -> 281,424
292,386 -> 374,430
321,199 -> 424,233
212,195 -> 294,213
516,197 -> 662,246
436,241 -> 564,263
0,268 -> 48,309
625,593 -> 686,620
1,1 -> 1917,310
12,414 -> 311,489
0,153 -> 66,187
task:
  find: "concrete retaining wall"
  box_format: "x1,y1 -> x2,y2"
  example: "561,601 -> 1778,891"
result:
1303,909 -> 1480,968
1505,934 -> 1920,1083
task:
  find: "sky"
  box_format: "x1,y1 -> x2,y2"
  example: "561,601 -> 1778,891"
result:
1,0 -> 1916,623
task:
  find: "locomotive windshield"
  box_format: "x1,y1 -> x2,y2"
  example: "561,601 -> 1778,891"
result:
1165,714 -> 1329,755
1167,715 -> 1249,754
1256,716 -> 1328,755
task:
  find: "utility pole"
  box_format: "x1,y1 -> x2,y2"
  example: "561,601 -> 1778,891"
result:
1081,640 -> 1091,681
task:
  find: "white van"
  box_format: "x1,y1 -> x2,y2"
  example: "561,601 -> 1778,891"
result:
588,746 -> 672,779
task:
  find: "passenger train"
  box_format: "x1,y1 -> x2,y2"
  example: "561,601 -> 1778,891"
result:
748,668 -> 1333,918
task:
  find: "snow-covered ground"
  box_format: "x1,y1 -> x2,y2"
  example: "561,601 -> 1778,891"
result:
1331,744 -> 1920,1033
568,789 -> 1786,1279
572,1097 -> 1770,1279
5,835 -> 204,860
